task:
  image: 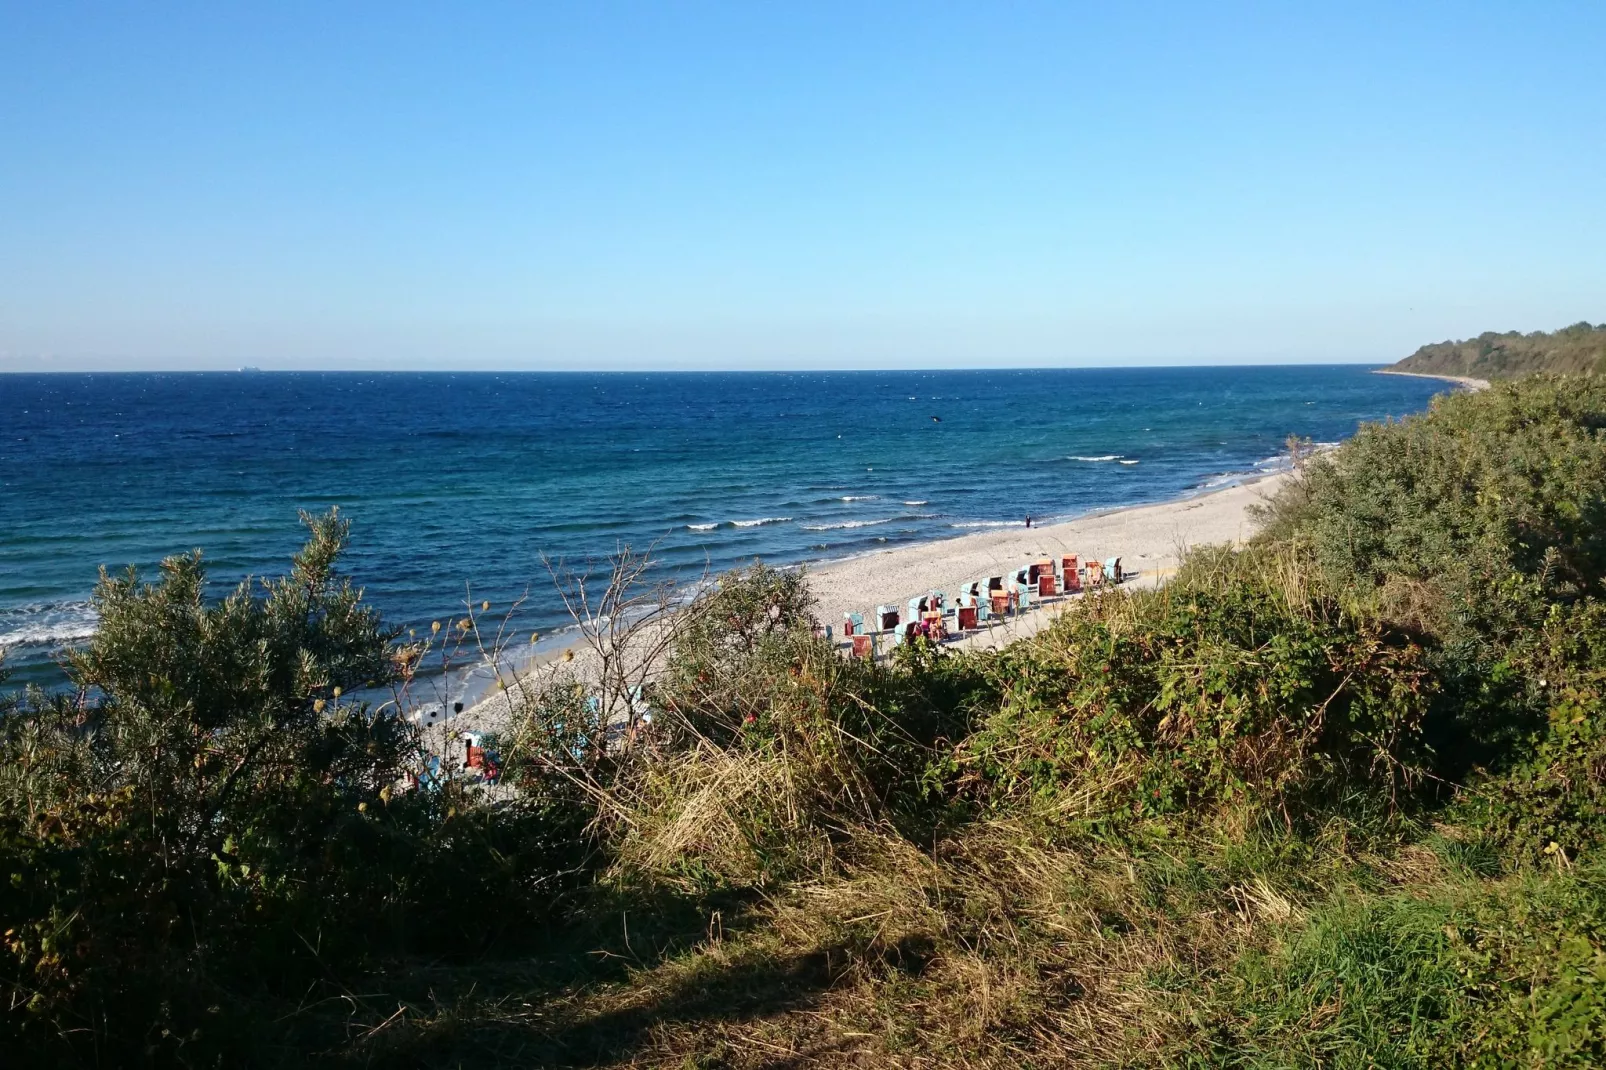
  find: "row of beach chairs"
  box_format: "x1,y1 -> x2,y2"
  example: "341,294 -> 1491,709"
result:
834,554 -> 1124,658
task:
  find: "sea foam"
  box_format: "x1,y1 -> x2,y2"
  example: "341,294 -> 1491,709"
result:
802,518 -> 894,531
0,601 -> 98,649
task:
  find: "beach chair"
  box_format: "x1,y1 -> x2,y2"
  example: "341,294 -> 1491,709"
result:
973,590 -> 993,625
1037,559 -> 1058,597
1110,556 -> 1124,583
985,576 -> 1008,617
851,634 -> 873,659
461,732 -> 487,772
1062,555 -> 1081,593
1015,571 -> 1035,612
908,597 -> 923,624
417,755 -> 444,793
1084,560 -> 1104,588
876,604 -> 900,631
957,593 -> 979,631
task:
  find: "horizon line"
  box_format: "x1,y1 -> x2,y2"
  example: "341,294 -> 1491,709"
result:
0,360 -> 1396,376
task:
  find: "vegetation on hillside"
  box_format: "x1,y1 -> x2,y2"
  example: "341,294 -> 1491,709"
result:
1392,320 -> 1606,378
7,376 -> 1606,1066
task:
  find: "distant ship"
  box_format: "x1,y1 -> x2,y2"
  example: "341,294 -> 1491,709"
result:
239,366 -> 262,373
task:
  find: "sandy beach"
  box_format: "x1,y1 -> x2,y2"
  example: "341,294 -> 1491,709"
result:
1373,369 -> 1491,392
806,471 -> 1291,651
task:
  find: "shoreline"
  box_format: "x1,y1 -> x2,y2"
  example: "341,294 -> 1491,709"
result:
455,468 -> 1294,732
1373,368 -> 1491,392
806,469 -> 1290,635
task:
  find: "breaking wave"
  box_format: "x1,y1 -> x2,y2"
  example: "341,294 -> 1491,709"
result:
801,518 -> 894,531
0,601 -> 98,649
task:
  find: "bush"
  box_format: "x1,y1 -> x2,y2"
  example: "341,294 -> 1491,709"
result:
945,548 -> 1437,838
0,512 -> 589,1065
1256,376 -> 1606,637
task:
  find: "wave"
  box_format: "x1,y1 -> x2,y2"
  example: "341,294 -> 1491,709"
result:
839,495 -> 879,501
732,517 -> 791,527
949,520 -> 1018,529
801,518 -> 894,531
0,600 -> 98,649
686,522 -> 719,531
902,500 -> 929,506
1118,459 -> 1140,465
1068,454 -> 1122,462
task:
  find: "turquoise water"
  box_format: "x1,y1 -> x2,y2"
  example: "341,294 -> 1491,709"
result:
0,366 -> 1443,688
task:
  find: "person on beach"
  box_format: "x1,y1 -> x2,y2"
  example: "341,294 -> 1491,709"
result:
1025,514 -> 1032,528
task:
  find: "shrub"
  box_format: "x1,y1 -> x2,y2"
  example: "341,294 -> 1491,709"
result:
945,548 -> 1438,837
0,512 -> 589,1064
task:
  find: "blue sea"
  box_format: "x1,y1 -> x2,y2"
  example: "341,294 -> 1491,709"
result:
0,367 -> 1444,691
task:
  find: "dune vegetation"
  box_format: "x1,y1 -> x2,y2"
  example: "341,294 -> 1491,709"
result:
7,375 -> 1606,1067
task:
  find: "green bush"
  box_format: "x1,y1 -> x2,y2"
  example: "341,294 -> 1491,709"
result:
0,512 -> 590,1065
945,550 -> 1437,837
1181,866 -> 1606,1068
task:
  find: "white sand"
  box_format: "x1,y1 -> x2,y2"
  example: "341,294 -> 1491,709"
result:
807,472 -> 1291,647
1373,369 -> 1491,392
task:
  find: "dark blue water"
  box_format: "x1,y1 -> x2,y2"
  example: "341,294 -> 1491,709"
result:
0,367 -> 1443,688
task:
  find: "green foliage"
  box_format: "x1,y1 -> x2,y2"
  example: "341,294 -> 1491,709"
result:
947,554 -> 1436,836
1393,320 -> 1606,379
12,375 -> 1606,1064
0,512 -> 587,1065
1254,376 -> 1606,777
1179,866 -> 1606,1068
659,561 -> 822,741
613,564 -> 983,892
1453,599 -> 1606,863
1258,376 -> 1606,607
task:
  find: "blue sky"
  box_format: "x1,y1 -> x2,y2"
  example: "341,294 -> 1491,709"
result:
2,2 -> 1603,371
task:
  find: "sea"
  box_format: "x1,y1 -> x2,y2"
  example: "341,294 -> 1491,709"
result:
0,366 -> 1444,694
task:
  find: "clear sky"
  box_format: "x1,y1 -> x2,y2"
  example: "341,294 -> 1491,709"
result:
2,2 -> 1603,372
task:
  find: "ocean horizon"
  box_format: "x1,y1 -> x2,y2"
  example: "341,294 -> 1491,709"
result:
0,365 -> 1446,689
